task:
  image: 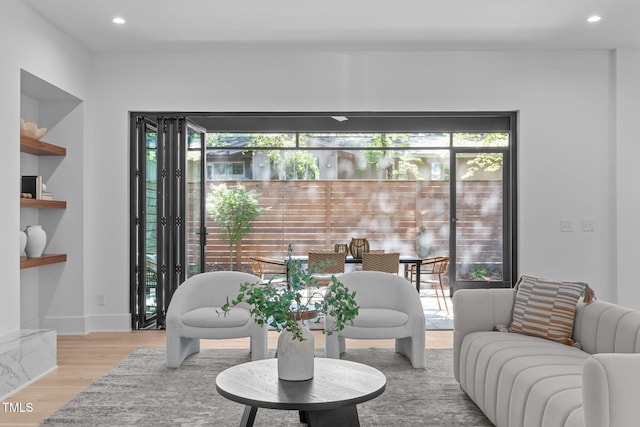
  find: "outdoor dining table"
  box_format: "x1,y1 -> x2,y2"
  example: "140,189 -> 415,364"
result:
286,255 -> 424,291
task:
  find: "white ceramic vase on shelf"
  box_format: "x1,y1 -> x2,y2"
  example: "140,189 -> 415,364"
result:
25,225 -> 47,258
20,230 -> 27,256
277,320 -> 315,381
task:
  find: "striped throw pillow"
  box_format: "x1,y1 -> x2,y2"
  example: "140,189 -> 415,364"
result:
509,275 -> 594,345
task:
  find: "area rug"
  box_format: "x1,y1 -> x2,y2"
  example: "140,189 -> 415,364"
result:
39,348 -> 490,427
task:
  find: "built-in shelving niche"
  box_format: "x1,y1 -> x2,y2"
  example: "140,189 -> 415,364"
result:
20,69 -> 82,331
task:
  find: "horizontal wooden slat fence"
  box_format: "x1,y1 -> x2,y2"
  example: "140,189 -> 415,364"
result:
187,180 -> 503,276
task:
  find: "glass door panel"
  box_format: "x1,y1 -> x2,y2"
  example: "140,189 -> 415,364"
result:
453,151 -> 506,289
144,126 -> 158,321
186,122 -> 205,277
130,117 -> 159,329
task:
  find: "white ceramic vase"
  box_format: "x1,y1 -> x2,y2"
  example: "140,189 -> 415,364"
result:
25,225 -> 47,258
20,230 -> 27,256
277,320 -> 315,381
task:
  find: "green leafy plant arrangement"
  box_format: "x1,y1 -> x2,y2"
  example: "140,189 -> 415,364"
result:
221,245 -> 359,341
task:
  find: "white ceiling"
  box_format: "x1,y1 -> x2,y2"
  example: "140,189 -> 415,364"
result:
22,0 -> 640,52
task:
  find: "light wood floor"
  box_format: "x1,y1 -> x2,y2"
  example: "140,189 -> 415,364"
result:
1,330 -> 453,426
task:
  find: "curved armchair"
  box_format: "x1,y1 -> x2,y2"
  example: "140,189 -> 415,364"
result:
166,271 -> 267,368
325,271 -> 426,368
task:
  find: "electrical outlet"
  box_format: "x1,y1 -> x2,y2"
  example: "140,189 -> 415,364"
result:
582,219 -> 595,232
97,292 -> 105,306
560,220 -> 574,232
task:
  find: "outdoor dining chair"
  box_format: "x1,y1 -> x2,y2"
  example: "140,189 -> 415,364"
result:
308,250 -> 346,286
406,256 -> 450,313
249,256 -> 287,285
362,252 -> 400,274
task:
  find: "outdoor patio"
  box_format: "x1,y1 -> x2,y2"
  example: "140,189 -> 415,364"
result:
421,287 -> 454,330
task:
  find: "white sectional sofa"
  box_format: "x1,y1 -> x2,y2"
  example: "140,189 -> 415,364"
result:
453,288 -> 640,427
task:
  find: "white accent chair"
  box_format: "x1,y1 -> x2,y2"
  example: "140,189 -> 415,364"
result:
325,271 -> 426,368
166,271 -> 268,368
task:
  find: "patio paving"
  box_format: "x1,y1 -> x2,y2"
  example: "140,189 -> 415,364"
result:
421,288 -> 453,330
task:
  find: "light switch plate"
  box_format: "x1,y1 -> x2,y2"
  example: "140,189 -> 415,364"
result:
582,219 -> 595,232
560,220 -> 574,232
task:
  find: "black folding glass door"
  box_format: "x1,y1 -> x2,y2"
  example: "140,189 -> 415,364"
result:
130,116 -> 205,329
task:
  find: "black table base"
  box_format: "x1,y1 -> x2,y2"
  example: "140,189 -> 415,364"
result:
239,405 -> 360,427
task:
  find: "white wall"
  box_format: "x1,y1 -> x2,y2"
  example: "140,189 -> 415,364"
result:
86,47 -> 625,329
0,21 -> 21,335
615,49 -> 640,306
0,0 -> 90,336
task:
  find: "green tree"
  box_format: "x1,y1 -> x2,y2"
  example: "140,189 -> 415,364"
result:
252,134 -> 294,164
282,150 -> 319,179
461,153 -> 503,179
252,134 -> 319,179
206,183 -> 268,270
457,133 -> 508,179
362,134 -> 424,179
393,151 -> 425,180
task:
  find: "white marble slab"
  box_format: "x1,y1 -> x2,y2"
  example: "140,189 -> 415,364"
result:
0,329 -> 57,399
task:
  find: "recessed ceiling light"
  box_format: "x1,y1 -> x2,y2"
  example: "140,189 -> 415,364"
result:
331,116 -> 348,122
112,17 -> 126,25
587,15 -> 602,23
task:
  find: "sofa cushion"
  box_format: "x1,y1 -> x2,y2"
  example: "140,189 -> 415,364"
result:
351,308 -> 409,328
181,307 -> 250,328
509,275 -> 592,345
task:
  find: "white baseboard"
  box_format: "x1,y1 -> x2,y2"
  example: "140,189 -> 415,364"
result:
43,314 -> 131,335
86,314 -> 131,333
42,316 -> 87,335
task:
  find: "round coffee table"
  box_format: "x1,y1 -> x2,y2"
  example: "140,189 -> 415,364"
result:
215,357 -> 386,427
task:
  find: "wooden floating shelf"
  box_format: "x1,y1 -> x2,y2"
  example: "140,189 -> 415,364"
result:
20,254 -> 67,269
20,135 -> 66,156
20,198 -> 67,209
